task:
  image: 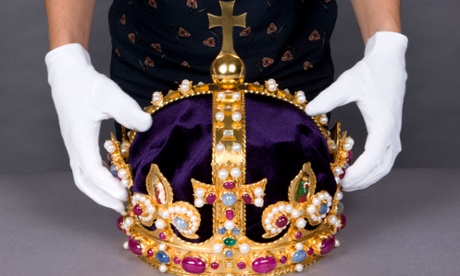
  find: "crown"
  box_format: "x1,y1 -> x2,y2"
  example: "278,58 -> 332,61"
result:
104,1 -> 354,274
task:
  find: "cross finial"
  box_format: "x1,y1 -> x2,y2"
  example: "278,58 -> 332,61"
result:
208,1 -> 246,55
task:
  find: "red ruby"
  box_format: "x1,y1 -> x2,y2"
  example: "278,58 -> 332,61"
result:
181,257 -> 207,274
295,231 -> 302,239
174,256 -> 181,264
347,151 -> 353,160
211,262 -> 219,269
223,181 -> 236,190
320,236 -> 336,255
147,249 -> 154,257
237,261 -> 246,269
116,216 -> 123,231
226,209 -> 235,220
107,153 -> 112,162
252,256 -> 277,273
279,256 -> 287,264
242,193 -> 252,204
275,214 -> 288,228
133,204 -> 143,216
206,193 -> 217,204
339,169 -> 346,179
128,237 -> 142,256
159,232 -> 167,240
340,214 -> 347,229
307,247 -> 314,256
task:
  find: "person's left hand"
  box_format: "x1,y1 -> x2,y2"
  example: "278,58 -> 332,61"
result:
306,32 -> 408,192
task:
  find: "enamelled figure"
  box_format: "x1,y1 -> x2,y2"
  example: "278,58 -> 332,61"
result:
45,0 -> 408,214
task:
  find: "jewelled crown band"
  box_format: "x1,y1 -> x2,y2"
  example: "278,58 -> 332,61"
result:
104,1 -> 354,275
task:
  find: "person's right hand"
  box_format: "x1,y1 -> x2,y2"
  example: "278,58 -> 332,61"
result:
46,44 -> 152,213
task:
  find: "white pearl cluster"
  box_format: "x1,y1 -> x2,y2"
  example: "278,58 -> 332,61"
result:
319,114 -> 328,125
131,193 -> 156,222
194,188 -> 205,208
306,191 -> 332,223
266,79 -> 278,92
296,91 -> 306,104
179,79 -> 192,93
253,187 -> 264,207
343,137 -> 354,151
151,91 -> 163,104
156,205 -> 199,236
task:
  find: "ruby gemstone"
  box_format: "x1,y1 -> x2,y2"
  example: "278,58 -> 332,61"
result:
295,231 -> 302,239
237,261 -> 246,269
320,236 -> 336,255
116,216 -> 123,231
275,215 -> 288,228
128,237 -> 142,256
174,256 -> 181,264
206,193 -> 217,204
211,262 -> 219,270
133,204 -> 143,216
181,257 -> 207,274
242,193 -> 252,204
307,247 -> 314,256
226,209 -> 235,220
147,249 -> 154,257
223,181 -> 236,190
159,232 -> 167,240
252,256 -> 277,273
279,256 -> 287,264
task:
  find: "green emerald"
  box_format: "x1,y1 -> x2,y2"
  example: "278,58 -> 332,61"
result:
223,237 -> 236,247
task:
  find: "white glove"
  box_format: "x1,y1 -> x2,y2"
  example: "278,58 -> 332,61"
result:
46,44 -> 152,213
306,32 -> 408,192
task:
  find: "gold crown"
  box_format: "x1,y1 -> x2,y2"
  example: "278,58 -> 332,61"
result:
104,1 -> 354,274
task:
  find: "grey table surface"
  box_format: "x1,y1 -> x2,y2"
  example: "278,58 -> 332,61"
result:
1,168 -> 459,276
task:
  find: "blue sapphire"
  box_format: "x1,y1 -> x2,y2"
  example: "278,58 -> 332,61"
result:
232,228 -> 241,235
337,202 -> 344,214
222,193 -> 237,207
109,165 -> 117,177
156,251 -> 170,264
173,217 -> 189,230
218,227 -> 226,234
319,203 -> 328,215
292,250 -> 307,263
225,250 -> 233,258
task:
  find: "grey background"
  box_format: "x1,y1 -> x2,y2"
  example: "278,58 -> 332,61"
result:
1,0 -> 459,173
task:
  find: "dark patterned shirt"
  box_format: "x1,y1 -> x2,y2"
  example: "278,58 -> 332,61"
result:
109,0 -> 337,106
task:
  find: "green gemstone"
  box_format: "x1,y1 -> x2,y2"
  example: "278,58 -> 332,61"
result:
296,180 -> 309,202
223,237 -> 236,247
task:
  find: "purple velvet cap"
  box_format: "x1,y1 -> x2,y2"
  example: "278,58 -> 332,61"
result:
129,93 -> 336,242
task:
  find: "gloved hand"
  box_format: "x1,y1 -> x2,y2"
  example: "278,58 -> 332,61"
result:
46,44 -> 152,213
306,32 -> 408,192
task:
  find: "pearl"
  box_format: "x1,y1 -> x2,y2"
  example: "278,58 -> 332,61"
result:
239,243 -> 250,254
344,143 -> 353,150
230,168 -> 241,178
120,179 -> 129,187
345,137 -> 355,146
272,207 -> 279,214
232,112 -> 242,122
285,205 -> 293,213
194,198 -> 205,208
335,177 -> 341,184
278,204 -> 285,212
152,91 -> 162,103
224,220 -> 235,230
217,92 -> 226,100
160,211 -> 169,219
320,114 -> 328,124
319,193 -> 325,200
198,81 -> 204,85
270,228 -> 277,234
118,168 -> 128,180
254,198 -> 264,207
295,264 -> 304,272
134,194 -> 141,200
307,205 -> 316,214
297,94 -> 306,104
295,243 -> 303,251
328,216 -> 338,224
312,198 -> 320,206
267,83 -> 277,92
336,191 -> 343,200
216,143 -> 225,153
155,219 -> 166,229
267,78 -> 276,85
295,218 -> 307,229
266,225 -> 273,231
123,241 -> 129,250
195,188 -> 205,198
254,187 -> 264,197
334,166 -> 343,176
232,143 -> 242,153
218,169 -> 229,180
291,210 -> 300,218
264,218 -> 271,224
159,264 -> 167,273
213,244 -> 223,253
147,206 -> 155,214
335,239 -> 341,247
215,112 -> 225,121
159,243 -> 167,251
104,141 -> 115,153
232,92 -> 241,100
124,217 -> 133,226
